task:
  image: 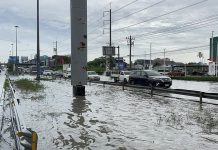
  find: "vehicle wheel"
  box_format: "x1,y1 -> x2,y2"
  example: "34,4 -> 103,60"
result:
114,78 -> 118,83
124,78 -> 127,84
130,80 -> 135,85
149,82 -> 156,87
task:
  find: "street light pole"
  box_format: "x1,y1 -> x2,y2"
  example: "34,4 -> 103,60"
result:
164,48 -> 166,74
216,42 -> 218,77
14,26 -> 19,70
11,44 -> 14,56
36,0 -> 40,80
150,43 -> 152,69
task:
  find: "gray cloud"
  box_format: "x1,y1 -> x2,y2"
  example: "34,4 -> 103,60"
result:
0,0 -> 218,63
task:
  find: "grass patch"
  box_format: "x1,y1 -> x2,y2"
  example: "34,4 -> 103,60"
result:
14,79 -> 44,92
40,77 -> 55,81
171,76 -> 218,82
4,79 -> 9,90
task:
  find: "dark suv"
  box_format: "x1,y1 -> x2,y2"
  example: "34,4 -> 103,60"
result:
129,70 -> 172,88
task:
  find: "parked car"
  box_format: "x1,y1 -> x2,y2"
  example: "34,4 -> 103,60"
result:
111,70 -> 131,83
129,70 -> 172,88
87,71 -> 100,81
167,70 -> 185,77
63,68 -> 71,78
43,70 -> 53,76
157,69 -> 170,76
53,71 -> 63,78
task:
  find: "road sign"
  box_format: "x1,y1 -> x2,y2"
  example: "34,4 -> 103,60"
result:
102,46 -> 115,56
208,62 -> 215,75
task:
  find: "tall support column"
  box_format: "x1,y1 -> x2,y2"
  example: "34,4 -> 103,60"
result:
15,25 -> 19,72
36,0 -> 40,80
149,43 -> 152,69
70,0 -> 87,96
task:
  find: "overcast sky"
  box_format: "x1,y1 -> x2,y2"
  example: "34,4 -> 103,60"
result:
0,0 -> 218,63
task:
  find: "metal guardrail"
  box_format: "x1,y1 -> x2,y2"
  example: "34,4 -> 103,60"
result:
7,76 -> 38,150
89,80 -> 218,103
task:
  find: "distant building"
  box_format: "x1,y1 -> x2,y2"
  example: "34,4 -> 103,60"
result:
8,56 -> 19,64
21,56 -> 28,63
49,55 -> 71,68
134,59 -> 153,69
210,36 -> 218,62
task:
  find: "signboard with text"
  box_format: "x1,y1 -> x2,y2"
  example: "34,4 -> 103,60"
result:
102,46 -> 115,56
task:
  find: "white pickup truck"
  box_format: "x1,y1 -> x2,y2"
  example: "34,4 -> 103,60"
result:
111,70 -> 131,83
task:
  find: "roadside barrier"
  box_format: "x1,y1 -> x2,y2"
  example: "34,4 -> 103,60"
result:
89,80 -> 218,104
7,76 -> 38,150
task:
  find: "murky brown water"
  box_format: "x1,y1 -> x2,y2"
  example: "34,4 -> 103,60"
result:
1,75 -> 218,149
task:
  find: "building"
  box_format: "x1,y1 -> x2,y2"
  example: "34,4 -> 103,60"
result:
21,56 -> 28,63
210,36 -> 218,62
134,59 -> 153,69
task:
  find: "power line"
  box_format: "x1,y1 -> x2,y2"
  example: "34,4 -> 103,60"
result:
112,0 -> 166,23
134,14 -> 218,38
113,14 -> 218,43
88,0 -> 141,35
112,0 -> 139,14
128,45 -> 209,57
112,0 -> 209,32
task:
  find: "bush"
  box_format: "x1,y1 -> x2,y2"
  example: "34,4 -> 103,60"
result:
14,79 -> 44,92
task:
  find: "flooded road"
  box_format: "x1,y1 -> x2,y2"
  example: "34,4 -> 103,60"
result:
0,74 -> 218,149
9,77 -> 218,150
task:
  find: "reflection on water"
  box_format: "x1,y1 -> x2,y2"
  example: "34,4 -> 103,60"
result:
54,96 -> 95,149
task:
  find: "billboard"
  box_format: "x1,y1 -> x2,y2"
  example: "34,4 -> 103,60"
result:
210,36 -> 218,62
208,62 -> 216,75
8,56 -> 19,64
102,46 -> 115,56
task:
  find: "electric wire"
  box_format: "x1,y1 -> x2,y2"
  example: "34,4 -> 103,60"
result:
113,14 -> 218,43
112,0 -> 209,32
112,0 -> 139,14
112,0 -> 166,23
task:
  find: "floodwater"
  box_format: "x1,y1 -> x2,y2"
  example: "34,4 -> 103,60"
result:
1,75 -> 218,149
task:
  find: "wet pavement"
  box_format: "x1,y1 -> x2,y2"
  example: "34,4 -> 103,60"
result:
1,75 -> 218,149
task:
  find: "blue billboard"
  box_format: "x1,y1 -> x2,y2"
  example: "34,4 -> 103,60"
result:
8,56 -> 19,64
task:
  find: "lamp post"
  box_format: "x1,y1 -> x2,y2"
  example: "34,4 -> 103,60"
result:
36,0 -> 40,80
11,43 -> 14,56
15,25 -> 19,70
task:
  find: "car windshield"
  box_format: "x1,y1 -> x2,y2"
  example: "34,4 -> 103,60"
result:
88,71 -> 97,75
123,71 -> 131,75
145,70 -> 161,76
45,70 -> 52,72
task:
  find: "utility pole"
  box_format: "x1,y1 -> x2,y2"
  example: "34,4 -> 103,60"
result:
54,41 -> 58,55
143,49 -> 146,70
117,46 -> 120,72
211,31 -> 214,62
150,43 -> 152,69
103,6 -> 112,72
11,44 -> 14,56
164,48 -> 166,74
216,42 -> 218,77
14,26 -> 19,71
126,35 -> 134,69
36,0 -> 40,80
109,8 -> 112,70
